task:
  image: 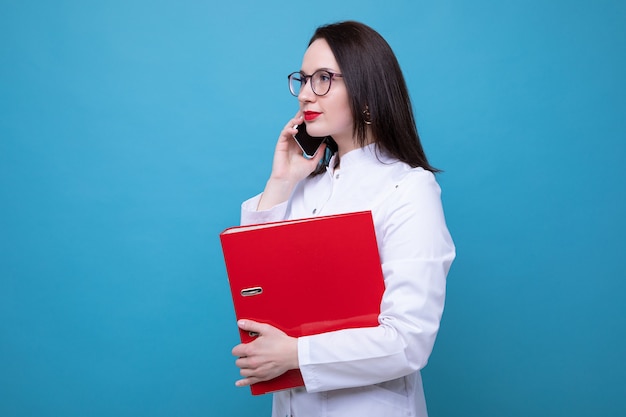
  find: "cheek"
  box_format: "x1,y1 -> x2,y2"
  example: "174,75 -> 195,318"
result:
326,97 -> 352,126
334,106 -> 354,130
333,94 -> 353,126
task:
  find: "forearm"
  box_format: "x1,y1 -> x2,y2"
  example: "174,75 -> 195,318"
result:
298,255 -> 451,392
298,325 -> 413,392
257,177 -> 299,211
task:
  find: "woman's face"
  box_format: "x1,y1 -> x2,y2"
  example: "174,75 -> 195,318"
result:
298,39 -> 354,150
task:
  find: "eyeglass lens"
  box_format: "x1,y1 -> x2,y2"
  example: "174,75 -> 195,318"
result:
289,70 -> 333,96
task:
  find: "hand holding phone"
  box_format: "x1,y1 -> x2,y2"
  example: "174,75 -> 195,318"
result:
292,123 -> 327,158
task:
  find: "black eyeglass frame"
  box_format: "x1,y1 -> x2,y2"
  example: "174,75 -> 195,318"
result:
287,70 -> 343,97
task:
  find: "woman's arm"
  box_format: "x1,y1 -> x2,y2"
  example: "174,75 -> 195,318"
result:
298,171 -> 455,392
231,113 -> 326,386
257,113 -> 326,211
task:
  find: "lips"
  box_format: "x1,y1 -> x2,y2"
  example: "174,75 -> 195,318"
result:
304,111 -> 321,121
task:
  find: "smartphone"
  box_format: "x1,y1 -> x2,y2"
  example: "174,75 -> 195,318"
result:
293,123 -> 326,158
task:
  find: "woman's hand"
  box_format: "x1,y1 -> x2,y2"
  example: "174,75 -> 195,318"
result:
231,319 -> 299,387
257,113 -> 326,210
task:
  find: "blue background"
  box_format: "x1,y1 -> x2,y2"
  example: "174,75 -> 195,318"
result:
1,0 -> 624,416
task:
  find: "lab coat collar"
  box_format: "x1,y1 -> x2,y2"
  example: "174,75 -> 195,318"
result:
327,143 -> 394,175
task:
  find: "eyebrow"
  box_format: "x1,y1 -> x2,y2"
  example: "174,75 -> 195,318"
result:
299,67 -> 339,74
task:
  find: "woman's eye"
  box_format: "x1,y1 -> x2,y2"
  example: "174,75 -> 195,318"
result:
317,73 -> 331,82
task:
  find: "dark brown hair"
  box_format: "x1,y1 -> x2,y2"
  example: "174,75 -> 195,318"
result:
309,21 -> 438,173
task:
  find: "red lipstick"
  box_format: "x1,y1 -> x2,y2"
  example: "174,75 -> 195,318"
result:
304,111 -> 321,121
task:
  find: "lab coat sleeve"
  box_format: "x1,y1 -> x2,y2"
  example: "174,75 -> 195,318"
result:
240,193 -> 289,226
298,171 -> 456,392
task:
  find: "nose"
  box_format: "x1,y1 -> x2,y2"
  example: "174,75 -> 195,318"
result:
298,78 -> 316,103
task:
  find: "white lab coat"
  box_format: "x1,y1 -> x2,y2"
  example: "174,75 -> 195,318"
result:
240,143 -> 455,417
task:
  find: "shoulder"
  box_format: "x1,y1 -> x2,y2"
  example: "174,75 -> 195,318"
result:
372,162 -> 454,261
395,167 -> 441,197
375,153 -> 441,199
373,146 -> 439,188
378,164 -> 446,225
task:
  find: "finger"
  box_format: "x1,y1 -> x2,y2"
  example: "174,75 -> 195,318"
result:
238,366 -> 258,377
235,376 -> 259,387
279,119 -> 301,144
292,110 -> 303,122
286,123 -> 299,139
286,113 -> 304,130
234,356 -> 252,369
237,319 -> 267,335
231,342 -> 250,358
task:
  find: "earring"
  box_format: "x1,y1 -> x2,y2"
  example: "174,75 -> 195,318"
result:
363,105 -> 372,125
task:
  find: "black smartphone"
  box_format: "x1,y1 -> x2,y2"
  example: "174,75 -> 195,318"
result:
293,123 -> 326,158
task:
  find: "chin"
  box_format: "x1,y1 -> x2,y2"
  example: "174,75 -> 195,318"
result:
305,125 -> 329,138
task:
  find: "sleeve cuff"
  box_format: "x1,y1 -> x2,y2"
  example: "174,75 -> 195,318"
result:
297,336 -> 321,392
240,193 -> 289,226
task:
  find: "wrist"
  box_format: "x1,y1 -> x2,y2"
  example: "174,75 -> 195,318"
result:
257,178 -> 297,211
267,175 -> 298,188
289,337 -> 300,370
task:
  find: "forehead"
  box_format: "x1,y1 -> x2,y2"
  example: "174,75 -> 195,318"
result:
301,39 -> 340,73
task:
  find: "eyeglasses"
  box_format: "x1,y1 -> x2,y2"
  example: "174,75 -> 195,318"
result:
287,70 -> 343,97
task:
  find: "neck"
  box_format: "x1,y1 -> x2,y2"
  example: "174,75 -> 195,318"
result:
334,128 -> 374,158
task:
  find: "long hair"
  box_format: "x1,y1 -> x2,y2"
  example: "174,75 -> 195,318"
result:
309,21 -> 439,173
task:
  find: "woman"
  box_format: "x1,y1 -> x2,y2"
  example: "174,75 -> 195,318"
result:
231,21 -> 455,417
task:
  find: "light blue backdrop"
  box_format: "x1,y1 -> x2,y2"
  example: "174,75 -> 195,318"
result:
1,1 -> 624,416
